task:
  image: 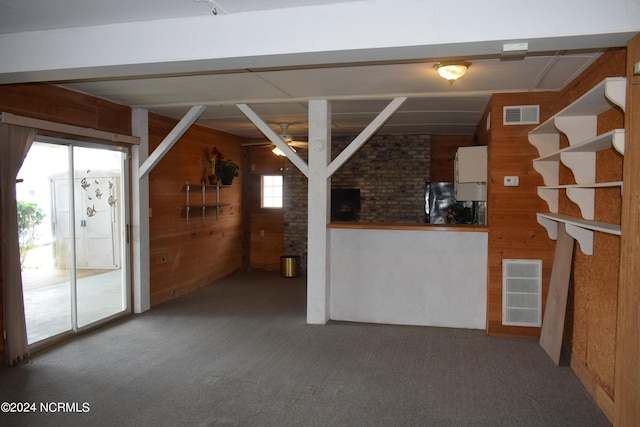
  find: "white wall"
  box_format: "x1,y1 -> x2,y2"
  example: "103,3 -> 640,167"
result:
329,228 -> 488,329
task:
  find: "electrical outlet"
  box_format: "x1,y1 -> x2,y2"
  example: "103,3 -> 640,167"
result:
260,230 -> 265,237
504,176 -> 519,187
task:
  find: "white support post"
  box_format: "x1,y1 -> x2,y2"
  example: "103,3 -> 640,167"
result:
138,105 -> 207,179
131,108 -> 151,313
327,97 -> 407,177
307,99 -> 331,324
236,103 -> 309,177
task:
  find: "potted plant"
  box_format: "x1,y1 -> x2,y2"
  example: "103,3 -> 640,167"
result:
445,203 -> 474,224
215,158 -> 240,185
205,146 -> 239,185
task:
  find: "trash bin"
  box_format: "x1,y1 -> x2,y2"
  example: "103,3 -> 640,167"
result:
280,255 -> 300,278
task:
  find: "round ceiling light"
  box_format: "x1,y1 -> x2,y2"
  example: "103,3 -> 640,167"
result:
434,61 -> 471,84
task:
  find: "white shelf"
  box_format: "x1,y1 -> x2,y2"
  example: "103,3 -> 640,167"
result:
537,213 -> 621,256
537,181 -> 623,219
533,129 -> 625,186
530,77 -> 625,256
529,77 -> 626,157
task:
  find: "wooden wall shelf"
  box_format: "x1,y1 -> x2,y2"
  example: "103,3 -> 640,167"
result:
529,77 -> 626,255
537,213 -> 621,256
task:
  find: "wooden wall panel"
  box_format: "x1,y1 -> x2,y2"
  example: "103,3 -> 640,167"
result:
246,143 -> 285,271
486,91 -> 560,338
148,113 -> 245,305
429,134 -> 473,181
614,33 -> 640,426
556,49 -> 625,414
0,83 -> 131,135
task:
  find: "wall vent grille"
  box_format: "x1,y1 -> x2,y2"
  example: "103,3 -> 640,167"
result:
502,259 -> 542,327
503,105 -> 540,125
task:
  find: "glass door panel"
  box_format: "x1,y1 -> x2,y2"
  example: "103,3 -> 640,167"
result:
73,146 -> 127,328
18,140 -> 130,344
18,142 -> 73,344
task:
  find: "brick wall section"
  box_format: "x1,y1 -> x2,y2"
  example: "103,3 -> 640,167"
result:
284,134 -> 431,272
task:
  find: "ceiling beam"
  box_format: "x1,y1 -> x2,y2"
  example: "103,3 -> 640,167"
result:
237,103 -> 310,177
327,97 -> 407,177
132,91 -> 494,110
138,105 -> 207,179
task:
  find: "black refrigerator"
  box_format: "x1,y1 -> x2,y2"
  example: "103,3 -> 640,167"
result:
425,181 -> 485,224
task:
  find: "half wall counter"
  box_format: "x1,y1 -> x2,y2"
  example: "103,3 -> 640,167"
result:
328,222 -> 488,329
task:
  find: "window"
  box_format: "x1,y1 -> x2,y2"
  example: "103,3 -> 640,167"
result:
261,175 -> 283,208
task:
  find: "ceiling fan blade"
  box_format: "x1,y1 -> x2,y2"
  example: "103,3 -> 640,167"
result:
241,141 -> 272,147
289,141 -> 308,148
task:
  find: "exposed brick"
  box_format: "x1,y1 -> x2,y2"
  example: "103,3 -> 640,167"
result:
284,134 -> 431,273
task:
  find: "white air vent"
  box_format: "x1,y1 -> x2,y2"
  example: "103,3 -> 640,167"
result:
502,259 -> 542,327
503,105 -> 540,125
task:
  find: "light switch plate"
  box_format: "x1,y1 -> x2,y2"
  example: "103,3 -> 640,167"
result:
504,176 -> 519,186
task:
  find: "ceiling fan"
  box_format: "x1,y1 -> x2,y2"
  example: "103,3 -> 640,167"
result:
243,123 -> 308,156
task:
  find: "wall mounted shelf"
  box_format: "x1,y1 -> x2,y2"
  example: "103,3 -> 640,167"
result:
185,182 -> 231,223
533,129 -> 625,186
529,77 -> 626,157
537,213 -> 621,256
529,77 -> 626,255
537,181 -> 623,220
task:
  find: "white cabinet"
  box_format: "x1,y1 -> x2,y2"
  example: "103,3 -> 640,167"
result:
528,77 -> 626,255
455,146 -> 487,201
456,146 -> 487,182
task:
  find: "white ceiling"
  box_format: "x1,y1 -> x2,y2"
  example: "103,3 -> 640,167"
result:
0,0 -> 635,140
0,0 -> 357,33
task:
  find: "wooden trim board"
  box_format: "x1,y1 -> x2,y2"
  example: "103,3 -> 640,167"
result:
539,222 -> 574,364
567,349 -> 615,422
0,112 -> 139,145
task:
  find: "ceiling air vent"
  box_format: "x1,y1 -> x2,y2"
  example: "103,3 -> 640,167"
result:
503,105 -> 539,125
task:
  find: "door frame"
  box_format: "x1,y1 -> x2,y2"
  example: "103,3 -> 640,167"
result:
23,136 -> 132,351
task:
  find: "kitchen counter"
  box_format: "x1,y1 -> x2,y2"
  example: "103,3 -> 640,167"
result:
328,224 -> 488,329
328,221 -> 488,232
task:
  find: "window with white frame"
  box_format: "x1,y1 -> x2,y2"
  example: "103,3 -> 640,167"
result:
261,175 -> 283,208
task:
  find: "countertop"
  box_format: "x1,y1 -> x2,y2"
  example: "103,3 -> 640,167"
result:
328,222 -> 489,232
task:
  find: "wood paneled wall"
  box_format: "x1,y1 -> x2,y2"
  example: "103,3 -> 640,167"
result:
0,83 -> 132,362
0,83 -> 131,135
429,134 -> 474,181
614,33 -> 640,426
246,143 -> 285,272
148,114 -> 244,305
484,91 -> 560,338
557,49 -> 625,420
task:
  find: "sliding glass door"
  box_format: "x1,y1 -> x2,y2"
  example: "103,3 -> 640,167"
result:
17,138 -> 130,345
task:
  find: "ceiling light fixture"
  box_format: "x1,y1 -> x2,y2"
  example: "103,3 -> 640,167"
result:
272,145 -> 296,157
434,61 -> 471,84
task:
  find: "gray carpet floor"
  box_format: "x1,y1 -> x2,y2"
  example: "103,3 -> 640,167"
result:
0,271 -> 610,426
